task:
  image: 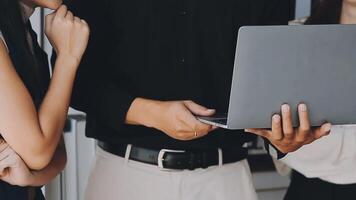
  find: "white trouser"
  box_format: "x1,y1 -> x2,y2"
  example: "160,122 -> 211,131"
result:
85,146 -> 258,200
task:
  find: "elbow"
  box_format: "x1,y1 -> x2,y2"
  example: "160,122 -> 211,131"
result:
26,150 -> 54,170
28,142 -> 67,171
28,155 -> 52,171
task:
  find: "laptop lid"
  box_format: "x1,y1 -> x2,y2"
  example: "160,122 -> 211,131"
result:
226,25 -> 356,129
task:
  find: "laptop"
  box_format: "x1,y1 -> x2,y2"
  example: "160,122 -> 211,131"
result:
198,25 -> 356,129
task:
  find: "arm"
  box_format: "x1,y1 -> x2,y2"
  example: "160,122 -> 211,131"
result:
0,137 -> 66,187
0,5 -> 89,170
29,138 -> 67,186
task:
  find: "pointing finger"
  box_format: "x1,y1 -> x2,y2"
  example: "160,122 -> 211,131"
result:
54,5 -> 68,19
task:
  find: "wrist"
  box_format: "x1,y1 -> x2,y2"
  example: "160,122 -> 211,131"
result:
126,98 -> 163,128
56,52 -> 81,69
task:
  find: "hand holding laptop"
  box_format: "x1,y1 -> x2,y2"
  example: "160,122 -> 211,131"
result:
245,103 -> 332,153
126,98 -> 217,141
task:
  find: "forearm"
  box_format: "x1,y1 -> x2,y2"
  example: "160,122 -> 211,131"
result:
16,56 -> 77,170
0,54 -> 77,170
29,139 -> 67,186
35,55 -> 78,159
126,98 -> 161,128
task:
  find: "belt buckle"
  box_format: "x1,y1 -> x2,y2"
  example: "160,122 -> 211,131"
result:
158,149 -> 185,171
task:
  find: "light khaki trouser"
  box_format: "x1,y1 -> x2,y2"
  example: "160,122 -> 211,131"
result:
85,146 -> 258,200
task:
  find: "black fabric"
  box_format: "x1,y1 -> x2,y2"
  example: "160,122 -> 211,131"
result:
284,170 -> 356,200
0,23 -> 49,200
263,138 -> 287,159
64,0 -> 291,150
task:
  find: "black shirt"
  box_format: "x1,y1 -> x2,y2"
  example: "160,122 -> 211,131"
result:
66,0 -> 291,150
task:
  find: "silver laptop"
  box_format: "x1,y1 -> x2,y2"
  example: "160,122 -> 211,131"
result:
198,25 -> 356,129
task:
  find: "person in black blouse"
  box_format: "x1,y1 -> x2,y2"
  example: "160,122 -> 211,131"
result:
64,0 -> 332,199
0,1 -> 89,199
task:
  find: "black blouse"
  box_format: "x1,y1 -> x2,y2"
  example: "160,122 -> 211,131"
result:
0,23 -> 49,200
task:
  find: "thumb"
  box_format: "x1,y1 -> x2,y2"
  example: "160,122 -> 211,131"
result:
183,101 -> 215,116
314,123 -> 332,139
45,12 -> 55,25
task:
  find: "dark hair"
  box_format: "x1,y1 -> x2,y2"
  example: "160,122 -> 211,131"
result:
306,0 -> 343,24
0,0 -> 40,105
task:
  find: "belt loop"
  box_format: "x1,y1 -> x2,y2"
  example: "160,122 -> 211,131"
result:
124,144 -> 132,164
218,148 -> 223,166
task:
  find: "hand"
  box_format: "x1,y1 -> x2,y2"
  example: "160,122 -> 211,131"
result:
245,104 -> 332,153
45,5 -> 90,64
0,139 -> 35,187
127,99 -> 217,141
153,100 -> 217,140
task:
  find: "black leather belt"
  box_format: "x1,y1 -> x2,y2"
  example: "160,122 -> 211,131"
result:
98,141 -> 247,170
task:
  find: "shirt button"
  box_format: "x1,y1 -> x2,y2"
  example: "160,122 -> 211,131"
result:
180,11 -> 187,15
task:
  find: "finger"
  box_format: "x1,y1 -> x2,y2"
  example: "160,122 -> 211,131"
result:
183,101 -> 215,116
74,16 -> 81,24
178,107 -> 202,132
195,121 -> 214,137
0,142 -> 9,154
0,165 -> 7,176
0,156 -> 11,176
179,109 -> 213,139
81,19 -> 87,24
271,114 -> 283,140
45,12 -> 55,24
296,104 -> 311,142
314,123 -> 332,139
54,5 -> 68,19
281,104 -> 295,140
177,131 -> 200,140
65,10 -> 74,21
245,129 -> 271,138
0,146 -> 11,161
182,112 -> 213,136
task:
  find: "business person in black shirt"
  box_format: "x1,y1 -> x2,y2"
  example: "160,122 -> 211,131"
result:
64,0 -> 332,199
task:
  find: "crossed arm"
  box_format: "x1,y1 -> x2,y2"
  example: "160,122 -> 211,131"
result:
0,137 -> 66,186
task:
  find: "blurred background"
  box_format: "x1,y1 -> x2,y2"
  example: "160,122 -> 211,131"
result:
29,0 -> 319,200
